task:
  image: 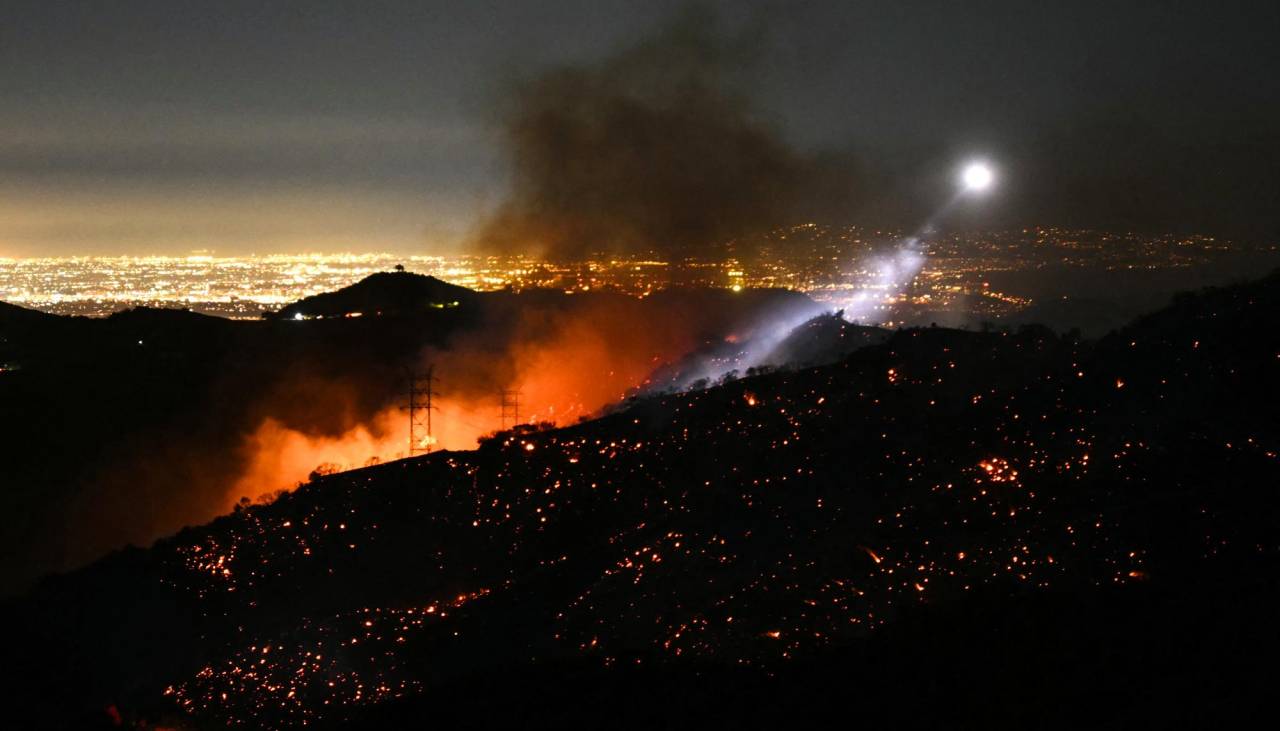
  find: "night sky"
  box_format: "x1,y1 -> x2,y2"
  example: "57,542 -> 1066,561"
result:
2,0 -> 1277,256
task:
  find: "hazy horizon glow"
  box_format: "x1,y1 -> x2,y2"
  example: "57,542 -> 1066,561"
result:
0,181 -> 480,258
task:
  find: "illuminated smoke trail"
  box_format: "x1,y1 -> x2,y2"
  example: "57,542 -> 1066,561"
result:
647,296 -> 827,393
659,188 -> 983,393
837,234 -> 928,325
667,162 -> 996,391
635,226 -> 939,393
837,188 -> 977,324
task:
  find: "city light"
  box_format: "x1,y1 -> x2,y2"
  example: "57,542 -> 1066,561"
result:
0,227 -> 1249,326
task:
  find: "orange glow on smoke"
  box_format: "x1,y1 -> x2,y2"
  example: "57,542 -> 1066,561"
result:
510,307 -> 684,425
229,411 -> 402,509
226,298 -> 711,507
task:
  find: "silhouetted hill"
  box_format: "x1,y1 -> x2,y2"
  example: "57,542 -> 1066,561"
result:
6,270 -> 1278,728
1,301 -> 67,361
105,305 -> 224,325
2,302 -> 52,367
273,271 -> 478,319
1,299 -> 61,325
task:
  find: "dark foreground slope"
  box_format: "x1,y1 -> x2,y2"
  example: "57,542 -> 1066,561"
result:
7,271 -> 1280,729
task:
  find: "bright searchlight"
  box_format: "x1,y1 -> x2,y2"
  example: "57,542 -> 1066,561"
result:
961,162 -> 995,192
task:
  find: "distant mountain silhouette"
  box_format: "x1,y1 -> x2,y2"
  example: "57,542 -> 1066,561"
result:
0,300 -> 64,335
6,269 -> 1278,728
1,301 -> 69,368
1,299 -> 59,323
103,305 -> 232,331
273,270 -> 478,319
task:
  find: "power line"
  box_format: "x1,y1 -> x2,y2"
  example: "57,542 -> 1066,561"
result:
499,387 -> 521,430
403,366 -> 438,455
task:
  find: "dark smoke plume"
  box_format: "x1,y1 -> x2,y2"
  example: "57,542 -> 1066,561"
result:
476,9 -> 859,259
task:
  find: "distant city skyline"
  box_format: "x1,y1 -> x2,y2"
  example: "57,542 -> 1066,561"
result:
6,226 -> 1272,342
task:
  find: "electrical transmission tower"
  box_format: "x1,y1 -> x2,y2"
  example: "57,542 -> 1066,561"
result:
499,387 -> 521,430
403,366 -> 438,455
